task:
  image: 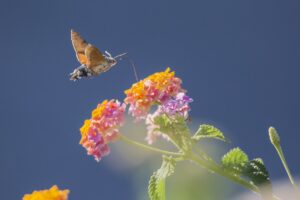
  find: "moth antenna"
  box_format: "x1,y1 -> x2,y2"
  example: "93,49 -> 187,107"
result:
113,52 -> 139,82
129,58 -> 139,82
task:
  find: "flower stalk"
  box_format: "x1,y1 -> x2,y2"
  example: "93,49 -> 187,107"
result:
186,152 -> 260,193
119,134 -> 282,199
269,127 -> 300,196
119,134 -> 183,157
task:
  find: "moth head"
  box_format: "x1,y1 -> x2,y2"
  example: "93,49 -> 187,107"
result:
107,57 -> 117,66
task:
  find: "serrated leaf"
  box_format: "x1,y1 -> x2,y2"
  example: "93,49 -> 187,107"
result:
192,124 -> 226,142
148,173 -> 160,200
148,156 -> 176,200
243,158 -> 271,186
222,147 -> 249,174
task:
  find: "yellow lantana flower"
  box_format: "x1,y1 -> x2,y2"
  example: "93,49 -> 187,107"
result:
22,185 -> 69,200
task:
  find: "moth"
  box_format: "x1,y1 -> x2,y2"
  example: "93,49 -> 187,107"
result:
70,30 -> 127,81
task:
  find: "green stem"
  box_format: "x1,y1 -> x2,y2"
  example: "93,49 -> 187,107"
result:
187,152 -> 260,193
119,134 -> 281,199
167,137 -> 181,151
193,145 -> 215,162
274,145 -> 299,194
163,115 -> 183,151
188,152 -> 282,200
119,134 -> 183,157
161,179 -> 166,200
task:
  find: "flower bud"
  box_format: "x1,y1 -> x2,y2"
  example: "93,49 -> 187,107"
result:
268,126 -> 280,146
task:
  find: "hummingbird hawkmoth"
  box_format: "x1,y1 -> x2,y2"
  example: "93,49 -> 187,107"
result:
70,30 -> 127,81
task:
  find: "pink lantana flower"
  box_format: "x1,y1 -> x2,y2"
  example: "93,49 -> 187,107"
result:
124,68 -> 184,120
80,100 -> 126,161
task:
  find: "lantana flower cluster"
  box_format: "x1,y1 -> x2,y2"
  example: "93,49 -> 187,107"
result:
79,67 -> 192,161
80,100 -> 126,161
22,185 -> 69,200
124,68 -> 184,120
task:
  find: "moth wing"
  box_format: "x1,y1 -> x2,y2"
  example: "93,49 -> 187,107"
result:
85,44 -> 105,68
71,30 -> 88,65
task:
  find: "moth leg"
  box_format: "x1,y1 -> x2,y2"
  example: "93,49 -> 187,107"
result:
69,65 -> 93,81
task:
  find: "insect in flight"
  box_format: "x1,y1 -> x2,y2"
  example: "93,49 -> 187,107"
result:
70,30 -> 127,81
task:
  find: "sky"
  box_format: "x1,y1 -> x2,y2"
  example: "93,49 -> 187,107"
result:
0,0 -> 300,199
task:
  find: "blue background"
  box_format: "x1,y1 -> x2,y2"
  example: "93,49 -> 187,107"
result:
0,0 -> 299,199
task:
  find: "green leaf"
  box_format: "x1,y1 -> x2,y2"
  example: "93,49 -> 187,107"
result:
243,158 -> 271,186
153,114 -> 192,152
192,124 -> 226,142
148,156 -> 176,200
148,173 -> 161,200
222,147 -> 249,174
